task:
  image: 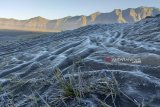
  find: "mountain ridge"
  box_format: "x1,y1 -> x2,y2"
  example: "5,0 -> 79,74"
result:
0,6 -> 160,32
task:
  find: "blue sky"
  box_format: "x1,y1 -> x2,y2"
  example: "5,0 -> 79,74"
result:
0,0 -> 159,20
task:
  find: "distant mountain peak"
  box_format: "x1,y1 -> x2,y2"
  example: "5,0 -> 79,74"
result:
29,16 -> 48,21
90,12 -> 101,22
0,6 -> 159,32
90,11 -> 101,15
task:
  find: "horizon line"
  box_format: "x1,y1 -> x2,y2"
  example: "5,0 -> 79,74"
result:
0,6 -> 159,20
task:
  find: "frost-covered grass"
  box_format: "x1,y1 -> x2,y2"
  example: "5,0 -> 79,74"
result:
50,60 -> 140,107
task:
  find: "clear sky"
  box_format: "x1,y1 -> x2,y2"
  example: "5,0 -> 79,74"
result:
0,0 -> 159,20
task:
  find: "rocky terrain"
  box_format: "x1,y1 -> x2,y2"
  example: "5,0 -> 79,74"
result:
0,6 -> 160,32
0,14 -> 160,107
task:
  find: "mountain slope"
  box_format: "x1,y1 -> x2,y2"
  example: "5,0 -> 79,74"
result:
0,6 -> 160,32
